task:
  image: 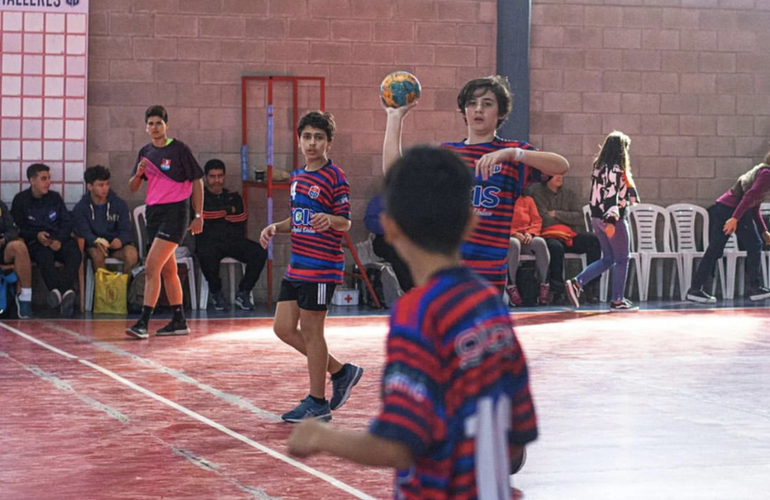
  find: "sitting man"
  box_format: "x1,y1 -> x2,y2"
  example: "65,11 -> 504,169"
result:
196,159 -> 267,310
73,165 -> 139,275
528,174 -> 601,303
0,199 -> 33,318
12,163 -> 81,317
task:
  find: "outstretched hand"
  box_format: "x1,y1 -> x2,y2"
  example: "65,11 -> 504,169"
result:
260,224 -> 276,249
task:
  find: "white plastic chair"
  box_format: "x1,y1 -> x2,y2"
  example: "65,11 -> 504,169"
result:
133,204 -> 197,309
628,204 -> 683,302
666,204 -> 709,300
199,258 -> 246,309
761,203 -> 770,286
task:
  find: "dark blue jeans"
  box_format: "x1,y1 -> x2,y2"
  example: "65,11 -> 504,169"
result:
691,203 -> 764,290
575,218 -> 630,303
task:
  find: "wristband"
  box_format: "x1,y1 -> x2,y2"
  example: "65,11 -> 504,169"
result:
513,148 -> 524,162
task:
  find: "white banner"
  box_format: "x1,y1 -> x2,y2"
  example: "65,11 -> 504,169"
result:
0,0 -> 88,15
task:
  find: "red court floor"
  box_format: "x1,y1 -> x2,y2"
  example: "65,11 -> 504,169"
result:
1,308 -> 768,499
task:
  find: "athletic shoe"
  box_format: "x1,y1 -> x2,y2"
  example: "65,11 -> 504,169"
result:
211,290 -> 230,311
156,319 -> 190,336
126,321 -> 149,340
329,363 -> 363,411
47,288 -> 62,308
506,285 -> 523,307
235,290 -> 254,311
609,298 -> 639,312
281,395 -> 332,423
686,287 -> 716,304
60,289 -> 76,317
748,286 -> 770,301
538,283 -> 550,305
15,295 -> 32,319
565,279 -> 581,308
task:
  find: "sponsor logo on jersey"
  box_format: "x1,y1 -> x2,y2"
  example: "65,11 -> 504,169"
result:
471,185 -> 501,209
160,159 -> 171,171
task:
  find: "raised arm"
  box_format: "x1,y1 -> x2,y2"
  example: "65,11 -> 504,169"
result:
382,101 -> 418,174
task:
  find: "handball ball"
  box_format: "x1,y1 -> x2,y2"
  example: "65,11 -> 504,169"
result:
381,71 -> 421,108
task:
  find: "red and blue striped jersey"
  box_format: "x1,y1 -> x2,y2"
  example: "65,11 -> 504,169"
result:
370,266 -> 538,500
442,138 -> 540,287
285,160 -> 350,284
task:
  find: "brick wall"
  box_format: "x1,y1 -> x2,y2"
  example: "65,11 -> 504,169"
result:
530,0 -> 770,207
86,0 -> 497,298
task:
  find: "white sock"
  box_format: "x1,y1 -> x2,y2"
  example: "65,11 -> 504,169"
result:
19,288 -> 32,301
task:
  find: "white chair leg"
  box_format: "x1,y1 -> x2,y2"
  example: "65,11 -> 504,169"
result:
199,272 -> 209,309
229,264 -> 237,304
725,257 -> 737,300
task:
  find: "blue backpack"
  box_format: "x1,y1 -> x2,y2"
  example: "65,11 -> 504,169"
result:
0,271 -> 18,315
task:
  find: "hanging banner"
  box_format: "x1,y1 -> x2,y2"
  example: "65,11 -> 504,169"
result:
0,1 -> 88,15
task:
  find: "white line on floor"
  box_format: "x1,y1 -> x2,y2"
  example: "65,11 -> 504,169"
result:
0,321 -> 377,500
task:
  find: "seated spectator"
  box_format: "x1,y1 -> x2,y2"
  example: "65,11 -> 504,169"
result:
196,159 -> 267,311
12,163 -> 81,317
0,199 -> 32,318
528,174 -> 601,304
363,194 -> 413,293
73,165 -> 139,275
506,194 -> 550,306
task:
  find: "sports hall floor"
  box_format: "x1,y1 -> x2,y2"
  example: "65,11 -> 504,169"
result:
1,298 -> 768,499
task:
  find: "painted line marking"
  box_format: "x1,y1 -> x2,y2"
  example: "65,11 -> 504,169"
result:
0,322 -> 377,500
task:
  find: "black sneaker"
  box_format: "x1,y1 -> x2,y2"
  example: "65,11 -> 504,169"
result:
60,289 -> 76,317
47,288 -> 62,308
235,290 -> 254,311
609,298 -> 639,312
126,321 -> 149,340
748,286 -> 770,301
156,319 -> 190,336
686,287 -> 716,304
565,279 -> 581,308
211,290 -> 229,311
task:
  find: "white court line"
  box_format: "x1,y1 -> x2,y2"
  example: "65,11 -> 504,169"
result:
0,321 -> 377,500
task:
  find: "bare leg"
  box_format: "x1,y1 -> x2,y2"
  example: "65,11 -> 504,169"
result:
4,240 -> 32,288
87,247 -> 107,271
274,301 -> 344,378
143,239 -> 177,307
112,245 -> 139,274
160,254 -> 183,305
298,308 -> 331,400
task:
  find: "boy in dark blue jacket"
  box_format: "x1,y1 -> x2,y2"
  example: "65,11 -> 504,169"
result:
11,163 -> 81,317
73,165 -> 138,275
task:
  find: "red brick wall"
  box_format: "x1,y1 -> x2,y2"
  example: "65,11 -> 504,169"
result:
86,0 -> 497,297
530,0 -> 770,207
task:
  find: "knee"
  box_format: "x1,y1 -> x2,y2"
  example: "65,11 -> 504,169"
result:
601,253 -> 615,266
124,246 -> 139,267
273,322 -> 294,343
88,248 -> 106,268
6,240 -> 28,257
614,254 -> 630,267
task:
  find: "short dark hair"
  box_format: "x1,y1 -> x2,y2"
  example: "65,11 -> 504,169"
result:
26,163 -> 50,180
297,111 -> 336,141
383,146 -> 472,256
145,105 -> 168,123
204,159 -> 226,175
456,75 -> 513,129
84,165 -> 111,185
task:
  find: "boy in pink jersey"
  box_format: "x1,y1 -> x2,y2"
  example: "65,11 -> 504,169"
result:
260,111 -> 362,422
382,75 -> 569,289
288,146 -> 537,500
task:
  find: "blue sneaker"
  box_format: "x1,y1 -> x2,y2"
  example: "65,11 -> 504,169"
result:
15,295 -> 32,319
330,363 -> 363,411
281,395 -> 332,423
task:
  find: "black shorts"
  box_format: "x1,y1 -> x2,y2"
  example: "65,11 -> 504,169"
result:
146,200 -> 189,246
278,280 -> 336,311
